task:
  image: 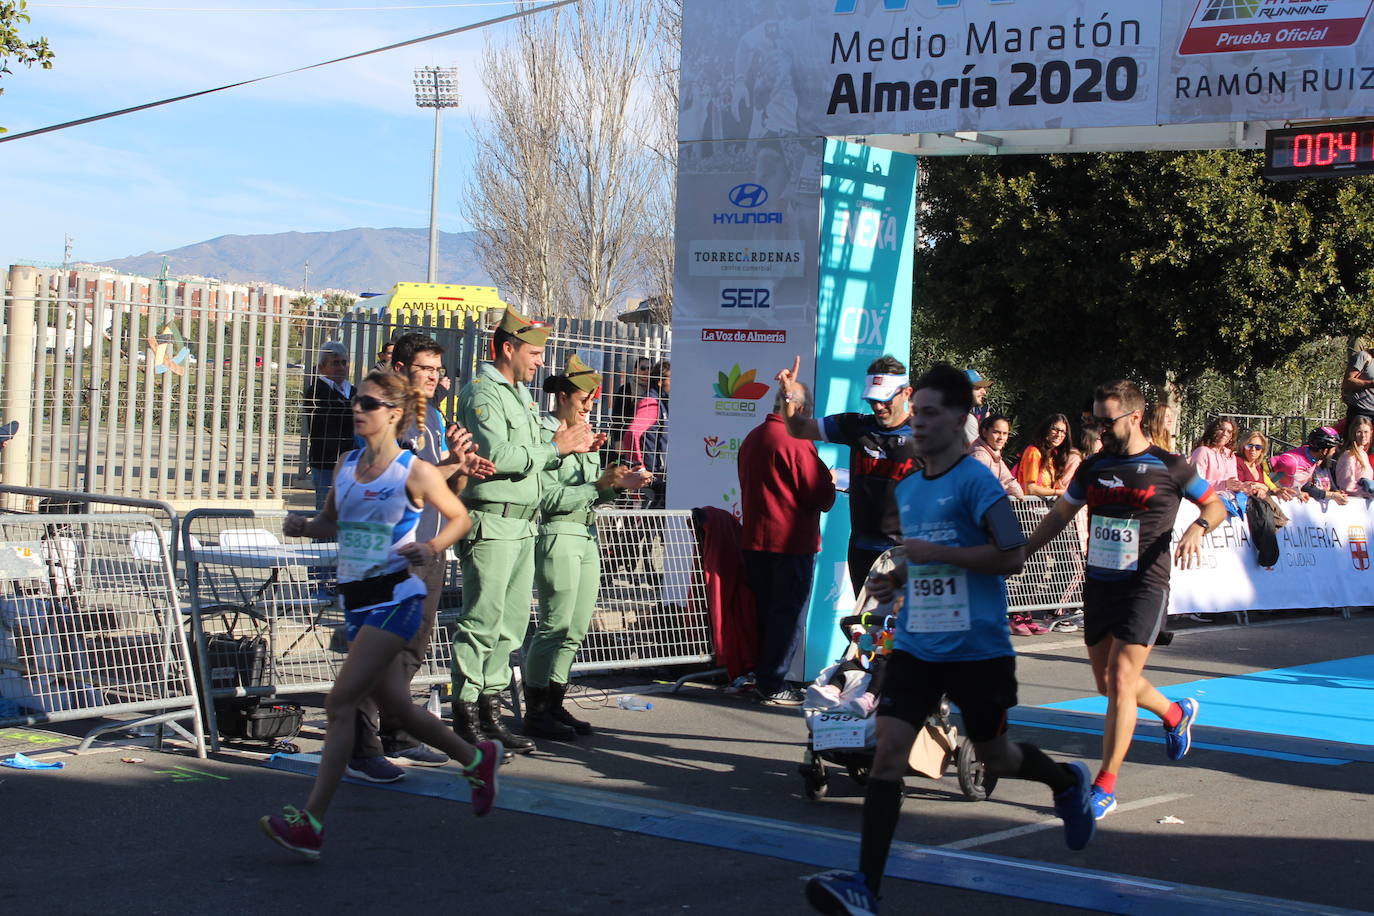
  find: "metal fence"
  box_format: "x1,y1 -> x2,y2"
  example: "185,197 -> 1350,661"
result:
0,485 -> 180,568
1006,498 -> 1086,615
2,271 -> 670,504
180,509 -> 457,748
0,512 -> 206,755
554,508 -> 712,674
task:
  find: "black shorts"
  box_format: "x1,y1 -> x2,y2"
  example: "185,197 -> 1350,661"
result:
1083,585 -> 1169,647
876,650 -> 1017,743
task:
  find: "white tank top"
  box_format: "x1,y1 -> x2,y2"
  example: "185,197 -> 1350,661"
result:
333,449 -> 422,583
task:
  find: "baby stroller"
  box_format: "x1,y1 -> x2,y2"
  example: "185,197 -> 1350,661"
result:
797,549 -> 996,803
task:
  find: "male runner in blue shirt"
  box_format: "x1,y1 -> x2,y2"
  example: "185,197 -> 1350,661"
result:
806,365 -> 1095,916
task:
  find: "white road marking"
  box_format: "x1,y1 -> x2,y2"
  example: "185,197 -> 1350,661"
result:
940,793 -> 1191,850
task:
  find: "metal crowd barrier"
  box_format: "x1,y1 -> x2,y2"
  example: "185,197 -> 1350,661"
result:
0,485 -> 180,568
181,508 -> 456,749
1006,498 -> 1087,616
0,512 -> 206,755
554,507 -> 712,674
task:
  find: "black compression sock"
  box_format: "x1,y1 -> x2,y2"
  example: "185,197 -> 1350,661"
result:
858,778 -> 904,895
1015,743 -> 1076,794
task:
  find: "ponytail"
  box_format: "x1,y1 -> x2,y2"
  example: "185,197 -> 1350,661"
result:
413,386 -> 428,438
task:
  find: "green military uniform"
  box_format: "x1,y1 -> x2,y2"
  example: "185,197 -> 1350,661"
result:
451,311 -> 557,705
529,412 -> 619,687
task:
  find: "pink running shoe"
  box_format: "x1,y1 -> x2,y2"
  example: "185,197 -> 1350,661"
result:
259,805 -> 323,861
462,740 -> 502,817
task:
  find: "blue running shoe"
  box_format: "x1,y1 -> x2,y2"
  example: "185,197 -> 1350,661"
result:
1090,786 -> 1117,820
805,870 -> 878,916
1164,697 -> 1199,761
1053,761 -> 1096,850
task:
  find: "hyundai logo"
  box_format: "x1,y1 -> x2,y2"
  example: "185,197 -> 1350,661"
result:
729,183 -> 769,208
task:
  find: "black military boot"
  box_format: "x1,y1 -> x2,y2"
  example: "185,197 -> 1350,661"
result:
548,681 -> 592,736
452,699 -> 482,745
521,684 -> 578,741
477,693 -> 535,754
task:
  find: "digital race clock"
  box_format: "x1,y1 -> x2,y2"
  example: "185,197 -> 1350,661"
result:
1263,122 -> 1374,181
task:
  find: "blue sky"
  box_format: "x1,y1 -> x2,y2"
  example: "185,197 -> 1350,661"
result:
1,1 -> 532,264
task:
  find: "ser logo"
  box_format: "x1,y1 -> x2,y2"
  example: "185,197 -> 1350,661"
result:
714,183 -> 784,225
721,287 -> 771,309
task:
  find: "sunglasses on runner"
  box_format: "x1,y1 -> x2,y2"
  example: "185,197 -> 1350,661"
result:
351,394 -> 397,411
1084,410 -> 1134,430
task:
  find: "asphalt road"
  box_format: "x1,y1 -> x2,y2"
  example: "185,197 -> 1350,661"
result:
2,610 -> 1371,915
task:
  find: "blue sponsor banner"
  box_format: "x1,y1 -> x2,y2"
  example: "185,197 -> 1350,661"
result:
804,139 -> 917,679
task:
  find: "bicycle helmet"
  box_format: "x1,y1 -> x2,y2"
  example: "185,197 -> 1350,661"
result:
1307,426 -> 1341,450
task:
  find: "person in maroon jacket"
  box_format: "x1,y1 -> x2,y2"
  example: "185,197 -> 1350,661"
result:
737,383 -> 837,705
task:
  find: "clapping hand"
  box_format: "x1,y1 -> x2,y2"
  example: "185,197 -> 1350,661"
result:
554,419 -> 596,455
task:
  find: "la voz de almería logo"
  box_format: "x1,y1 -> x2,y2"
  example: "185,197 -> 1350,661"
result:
712,364 -> 770,415
714,183 -> 784,225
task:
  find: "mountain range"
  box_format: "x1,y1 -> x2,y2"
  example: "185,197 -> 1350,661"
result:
98,227 -> 494,294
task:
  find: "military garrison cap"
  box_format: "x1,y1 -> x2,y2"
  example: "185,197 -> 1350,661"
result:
498,305 -> 550,347
561,353 -> 602,395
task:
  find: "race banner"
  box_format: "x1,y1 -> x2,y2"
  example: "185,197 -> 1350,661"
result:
678,0 -> 1374,141
666,137 -> 825,514
804,140 -> 917,679
1170,497 -> 1374,615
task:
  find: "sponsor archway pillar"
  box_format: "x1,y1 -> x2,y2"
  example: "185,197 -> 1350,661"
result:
667,137 -> 915,681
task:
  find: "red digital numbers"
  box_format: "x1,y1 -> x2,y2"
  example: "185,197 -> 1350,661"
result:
1290,131 -> 1360,167
1264,122 -> 1374,181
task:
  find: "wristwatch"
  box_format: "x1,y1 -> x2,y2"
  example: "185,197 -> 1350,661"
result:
1192,518 -> 1211,533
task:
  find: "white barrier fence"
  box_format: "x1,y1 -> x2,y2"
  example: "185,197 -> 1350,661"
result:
1171,496 -> 1374,617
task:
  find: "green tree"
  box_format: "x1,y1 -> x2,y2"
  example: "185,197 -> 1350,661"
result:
915,151 -> 1374,431
1,0 -> 55,134
323,292 -> 355,315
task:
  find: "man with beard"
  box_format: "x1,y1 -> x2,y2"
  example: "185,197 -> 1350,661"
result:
775,354 -> 920,596
1026,380 -> 1224,820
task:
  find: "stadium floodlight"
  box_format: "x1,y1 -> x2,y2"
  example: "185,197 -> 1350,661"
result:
414,66 -> 462,284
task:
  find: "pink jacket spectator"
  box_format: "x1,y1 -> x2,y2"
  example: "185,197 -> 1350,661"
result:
1189,445 -> 1238,488
968,436 -> 1024,498
1336,449 -> 1374,494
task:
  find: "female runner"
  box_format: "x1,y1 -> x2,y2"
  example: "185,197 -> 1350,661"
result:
260,370 -> 500,860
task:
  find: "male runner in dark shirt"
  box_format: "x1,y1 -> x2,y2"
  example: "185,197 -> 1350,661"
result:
1027,379 -> 1225,819
775,354 -> 920,594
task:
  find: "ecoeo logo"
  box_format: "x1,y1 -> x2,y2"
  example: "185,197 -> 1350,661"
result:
714,183 -> 784,225
712,365 -> 771,416
833,0 -> 1014,12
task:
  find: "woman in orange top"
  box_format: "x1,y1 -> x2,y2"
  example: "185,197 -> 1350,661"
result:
1014,414 -> 1072,497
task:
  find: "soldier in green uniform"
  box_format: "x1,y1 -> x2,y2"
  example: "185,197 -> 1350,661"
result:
452,306 -> 595,754
523,355 -> 654,740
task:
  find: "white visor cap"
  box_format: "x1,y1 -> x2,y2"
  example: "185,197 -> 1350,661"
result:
861,373 -> 910,402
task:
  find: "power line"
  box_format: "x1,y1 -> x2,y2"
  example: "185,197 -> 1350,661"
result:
32,2 -> 515,10
1,0 -> 577,144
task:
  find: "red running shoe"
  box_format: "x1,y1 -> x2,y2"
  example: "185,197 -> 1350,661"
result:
259,805 -> 323,861
462,740 -> 503,817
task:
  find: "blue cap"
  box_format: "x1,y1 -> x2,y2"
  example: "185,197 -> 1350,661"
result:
965,369 -> 992,388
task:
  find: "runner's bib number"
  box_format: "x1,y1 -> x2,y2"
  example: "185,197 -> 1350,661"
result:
1088,517 -> 1140,572
904,563 -> 970,633
338,521 -> 393,580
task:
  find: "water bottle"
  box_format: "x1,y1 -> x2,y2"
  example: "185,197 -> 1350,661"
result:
615,695 -> 652,711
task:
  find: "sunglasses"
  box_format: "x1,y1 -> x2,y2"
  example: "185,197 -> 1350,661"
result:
1084,411 -> 1134,430
1243,443 -> 1264,450
352,394 -> 397,412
